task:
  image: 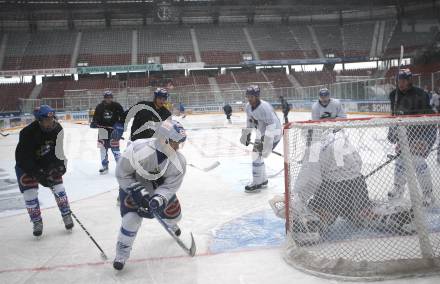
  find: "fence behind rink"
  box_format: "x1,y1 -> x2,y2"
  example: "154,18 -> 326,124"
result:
2,72 -> 438,129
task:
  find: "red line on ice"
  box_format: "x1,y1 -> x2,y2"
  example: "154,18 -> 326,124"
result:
0,246 -> 278,274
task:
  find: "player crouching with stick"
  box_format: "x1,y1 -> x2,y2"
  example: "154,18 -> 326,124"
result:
113,119 -> 187,271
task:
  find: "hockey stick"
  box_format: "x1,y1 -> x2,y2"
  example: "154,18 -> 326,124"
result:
49,188 -> 108,260
268,168 -> 284,178
188,161 -> 220,172
152,211 -> 196,257
365,153 -> 400,179
249,141 -> 283,157
393,45 -> 404,115
365,145 -> 439,179
0,132 -> 9,137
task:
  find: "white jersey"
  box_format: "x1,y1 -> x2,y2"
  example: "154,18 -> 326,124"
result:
245,99 -> 282,142
116,138 -> 186,202
311,99 -> 346,120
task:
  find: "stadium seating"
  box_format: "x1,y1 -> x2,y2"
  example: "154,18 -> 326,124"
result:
313,24 -> 344,57
3,31 -> 75,69
342,22 -> 375,57
0,82 -> 35,111
196,25 -> 251,64
292,70 -> 336,87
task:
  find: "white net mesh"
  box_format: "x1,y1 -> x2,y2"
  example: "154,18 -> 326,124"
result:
283,115 -> 440,280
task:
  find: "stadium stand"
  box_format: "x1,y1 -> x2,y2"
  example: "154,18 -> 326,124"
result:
0,82 -> 35,111
138,27 -> 195,64
313,24 -> 344,57
196,25 -> 252,65
77,29 -> 132,66
342,22 -> 375,57
3,31 -> 75,70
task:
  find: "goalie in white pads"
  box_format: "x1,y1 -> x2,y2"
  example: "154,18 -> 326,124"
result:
240,85 -> 282,193
113,119 -> 187,271
273,129 -> 416,245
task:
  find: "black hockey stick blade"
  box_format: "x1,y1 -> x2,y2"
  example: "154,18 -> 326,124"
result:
153,211 -> 196,257
0,132 -> 9,137
188,161 -> 220,172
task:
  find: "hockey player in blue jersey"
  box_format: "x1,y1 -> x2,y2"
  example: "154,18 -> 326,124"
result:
15,105 -> 73,237
113,119 -> 187,271
240,85 -> 282,193
90,90 -> 125,174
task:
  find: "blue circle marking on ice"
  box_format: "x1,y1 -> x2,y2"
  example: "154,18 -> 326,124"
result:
209,209 -> 285,254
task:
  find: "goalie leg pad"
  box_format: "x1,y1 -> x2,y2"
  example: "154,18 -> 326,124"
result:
369,203 -> 415,235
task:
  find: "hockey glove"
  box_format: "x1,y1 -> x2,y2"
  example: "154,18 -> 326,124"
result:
111,122 -> 124,140
148,194 -> 167,212
49,163 -> 66,177
90,122 -> 98,128
33,168 -> 51,187
253,139 -> 263,153
240,128 -> 252,146
126,182 -> 149,208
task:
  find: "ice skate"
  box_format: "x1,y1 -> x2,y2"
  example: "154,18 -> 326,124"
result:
245,180 -> 268,193
33,220 -> 43,237
99,165 -> 108,175
62,213 -> 74,230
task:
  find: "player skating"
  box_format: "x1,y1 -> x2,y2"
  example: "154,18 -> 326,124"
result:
90,91 -> 125,174
311,88 -> 346,120
280,96 -> 290,124
388,69 -> 437,207
240,85 -> 282,193
113,119 -> 187,271
15,105 -> 73,237
223,103 -> 232,124
126,88 -> 172,142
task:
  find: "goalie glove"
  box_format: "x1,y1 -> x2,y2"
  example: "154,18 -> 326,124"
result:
240,128 -> 252,146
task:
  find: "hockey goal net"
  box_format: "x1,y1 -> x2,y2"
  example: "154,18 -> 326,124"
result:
283,115 -> 440,280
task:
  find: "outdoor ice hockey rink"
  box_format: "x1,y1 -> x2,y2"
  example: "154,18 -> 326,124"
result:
1,111 -> 439,284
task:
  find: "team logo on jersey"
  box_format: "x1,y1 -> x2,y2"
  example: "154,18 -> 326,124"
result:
37,143 -> 52,157
103,110 -> 113,121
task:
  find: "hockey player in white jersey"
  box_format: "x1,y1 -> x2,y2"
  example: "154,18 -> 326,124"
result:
113,119 -> 187,271
311,88 -> 346,120
240,85 -> 282,193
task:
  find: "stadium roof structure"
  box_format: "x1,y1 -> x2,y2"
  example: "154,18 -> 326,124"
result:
0,0 -> 433,31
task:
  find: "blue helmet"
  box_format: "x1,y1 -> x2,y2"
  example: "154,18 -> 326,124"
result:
154,88 -> 168,99
103,90 -> 113,98
319,88 -> 330,97
398,68 -> 412,80
157,120 -> 186,143
246,85 -> 260,97
35,105 -> 55,120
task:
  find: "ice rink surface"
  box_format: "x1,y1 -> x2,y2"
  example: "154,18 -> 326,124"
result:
0,111 -> 439,284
